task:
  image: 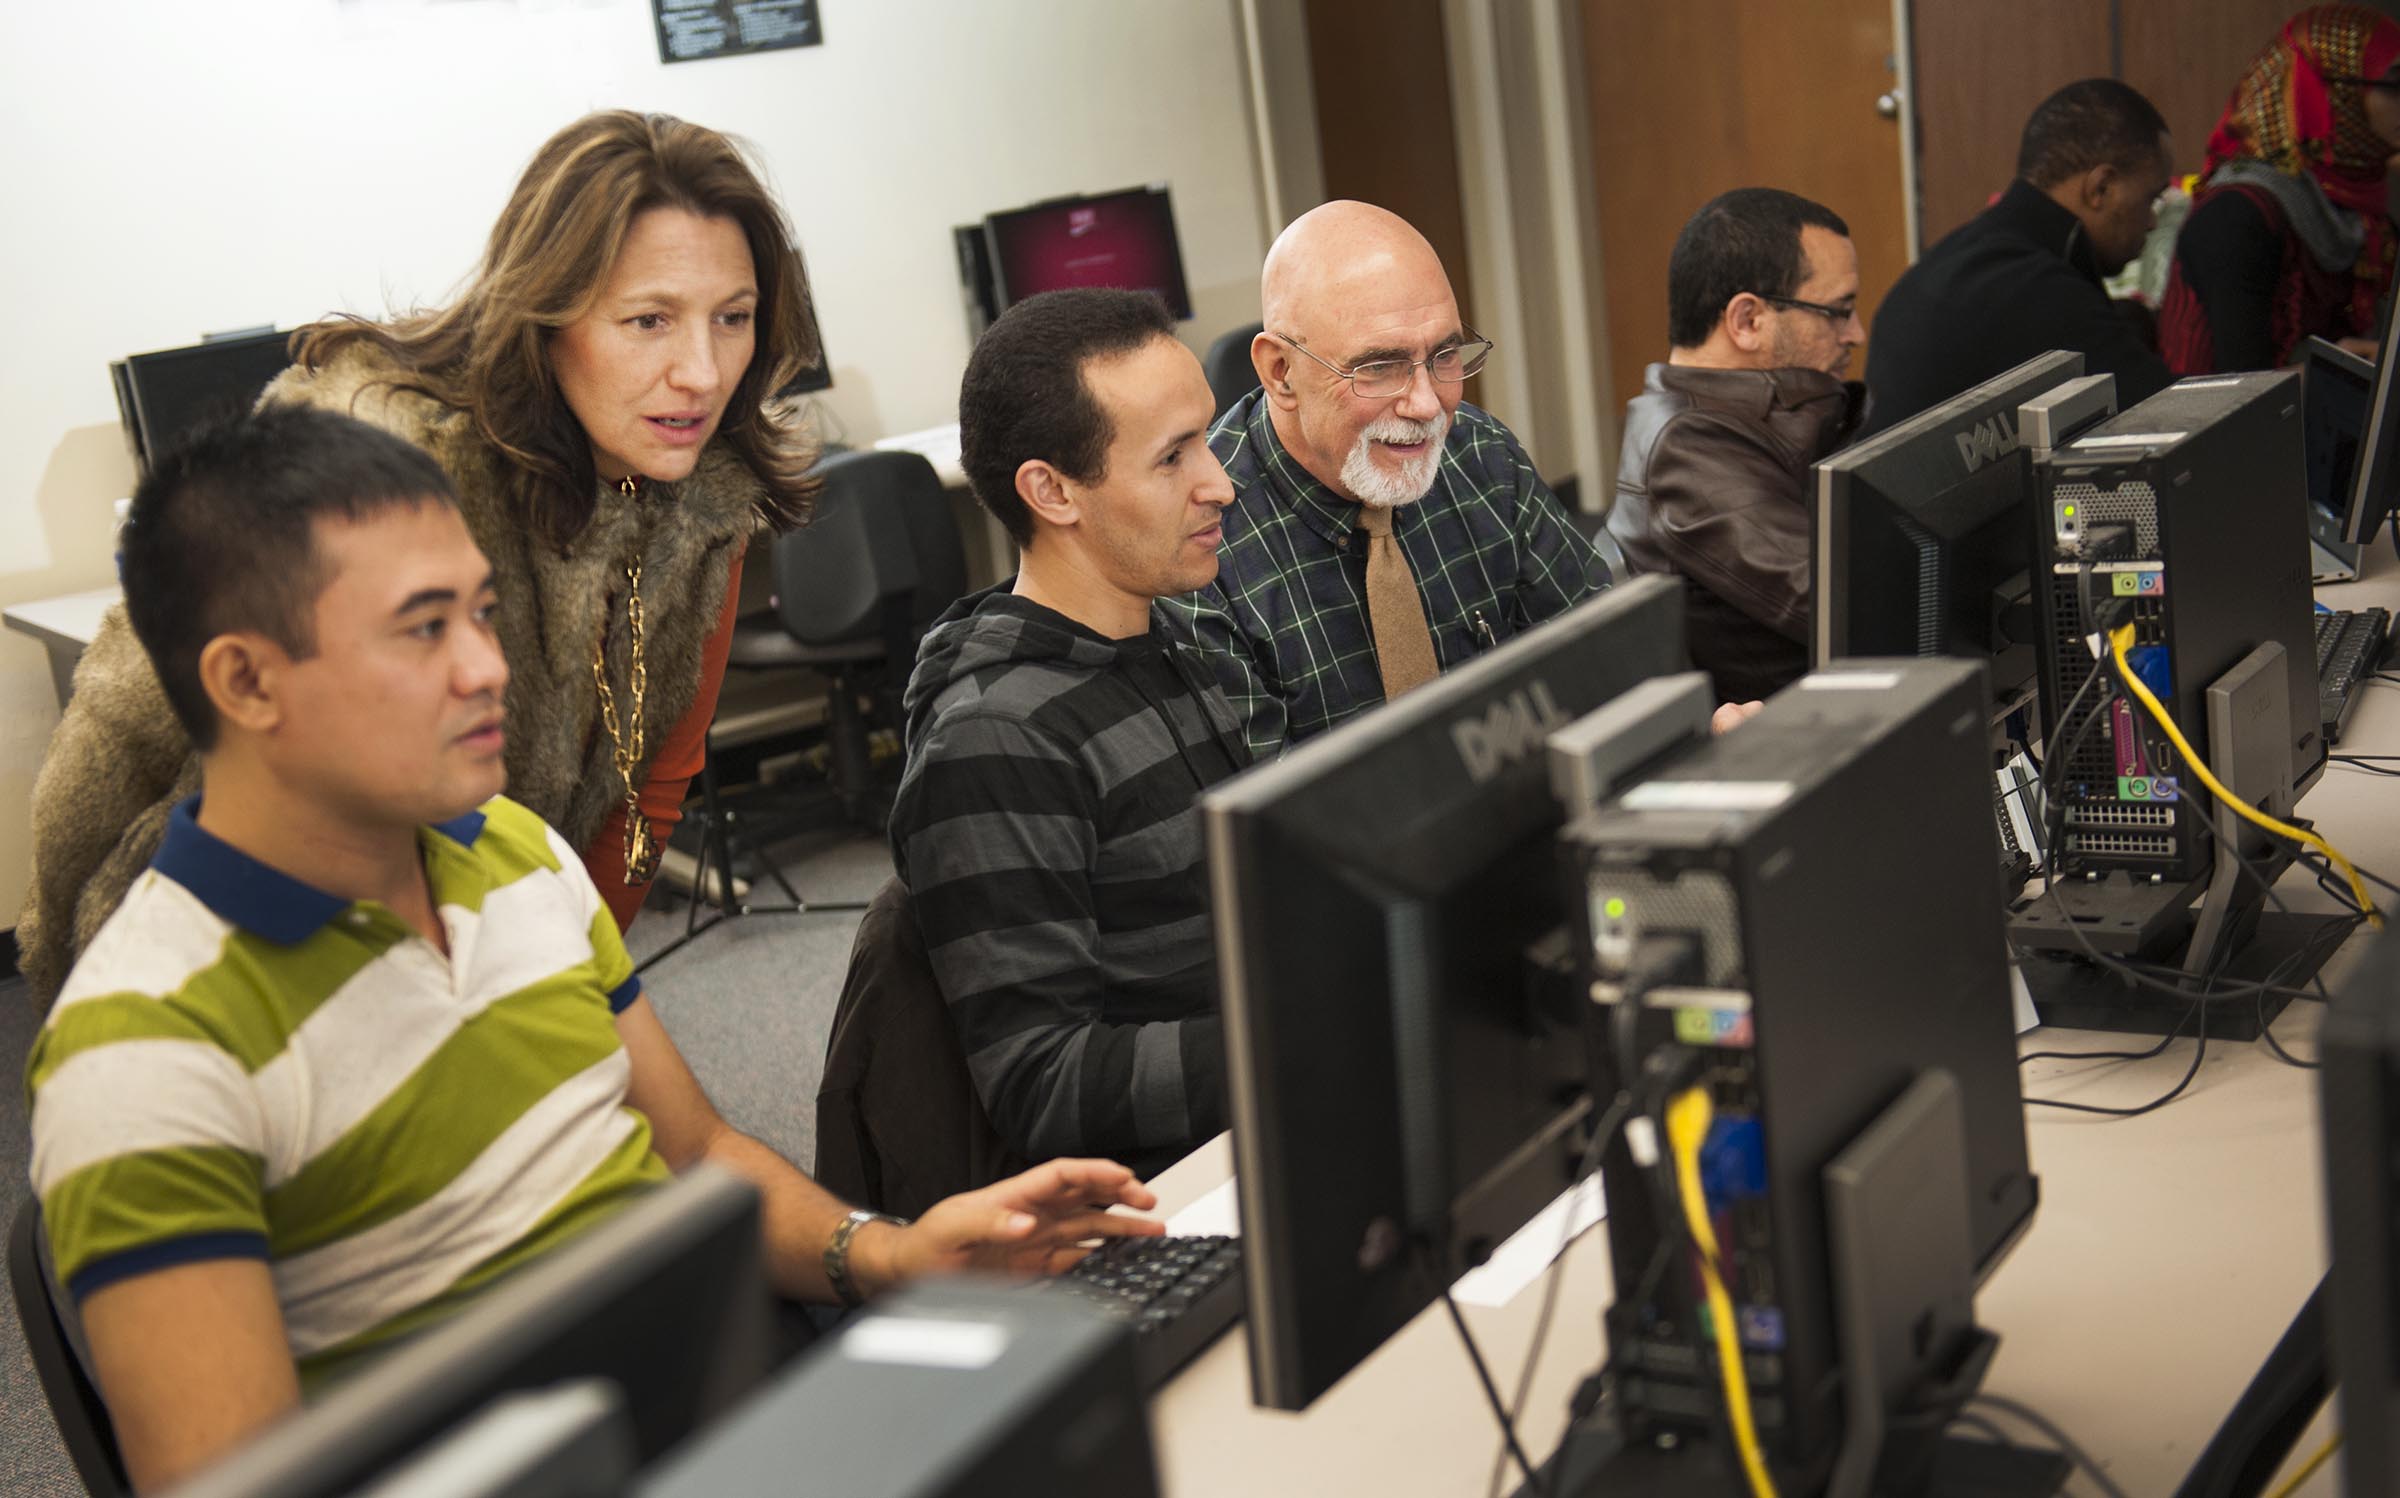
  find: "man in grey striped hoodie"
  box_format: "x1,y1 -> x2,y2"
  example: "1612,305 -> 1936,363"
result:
890,289 -> 1246,1180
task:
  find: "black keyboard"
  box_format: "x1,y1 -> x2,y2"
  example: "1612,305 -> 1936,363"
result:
2317,606 -> 2392,746
1040,1234 -> 1243,1392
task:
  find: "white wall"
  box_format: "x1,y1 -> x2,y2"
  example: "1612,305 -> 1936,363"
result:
0,0 -> 1270,928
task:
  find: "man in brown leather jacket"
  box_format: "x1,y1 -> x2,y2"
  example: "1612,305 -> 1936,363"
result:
1609,188 -> 1865,702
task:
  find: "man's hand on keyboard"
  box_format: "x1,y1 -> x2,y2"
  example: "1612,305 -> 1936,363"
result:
873,1159 -> 1165,1290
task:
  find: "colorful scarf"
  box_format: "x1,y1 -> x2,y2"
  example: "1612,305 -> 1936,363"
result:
2206,4 -> 2400,246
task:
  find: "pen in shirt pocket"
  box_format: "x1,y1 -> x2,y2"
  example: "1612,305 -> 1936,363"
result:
1471,609 -> 1499,650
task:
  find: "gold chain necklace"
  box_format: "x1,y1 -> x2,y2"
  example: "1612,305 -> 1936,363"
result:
591,475 -> 662,885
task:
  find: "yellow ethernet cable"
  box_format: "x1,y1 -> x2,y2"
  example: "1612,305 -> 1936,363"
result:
2105,624 -> 2378,926
1666,1086 -> 1779,1498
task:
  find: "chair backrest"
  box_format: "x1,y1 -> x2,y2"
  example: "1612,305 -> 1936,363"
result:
8,1198 -> 130,1495
773,449 -> 972,660
890,464 -> 971,634
772,450 -> 922,647
1204,321 -> 1266,421
814,878 -> 1025,1219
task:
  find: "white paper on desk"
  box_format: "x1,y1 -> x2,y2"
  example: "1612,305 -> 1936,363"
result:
1165,1177 -> 1241,1238
1450,1176 -> 1607,1308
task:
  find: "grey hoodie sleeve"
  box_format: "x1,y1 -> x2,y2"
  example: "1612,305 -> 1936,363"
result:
890,709 -> 1225,1167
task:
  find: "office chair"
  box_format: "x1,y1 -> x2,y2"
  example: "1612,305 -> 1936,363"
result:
1204,322 -> 1265,421
9,1198 -> 129,1496
641,451 -> 967,972
815,878 -> 1026,1219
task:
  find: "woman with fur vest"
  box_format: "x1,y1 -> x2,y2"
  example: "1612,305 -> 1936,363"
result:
18,110 -> 820,1004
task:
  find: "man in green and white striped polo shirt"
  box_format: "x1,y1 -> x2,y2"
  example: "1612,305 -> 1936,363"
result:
26,407 -> 1161,1492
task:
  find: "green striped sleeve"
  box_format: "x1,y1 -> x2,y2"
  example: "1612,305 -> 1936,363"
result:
44,1145 -> 269,1297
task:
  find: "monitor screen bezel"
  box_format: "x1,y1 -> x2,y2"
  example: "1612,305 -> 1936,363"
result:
2338,298 -> 2400,544
981,185 -> 1195,321
1812,350 -> 2084,687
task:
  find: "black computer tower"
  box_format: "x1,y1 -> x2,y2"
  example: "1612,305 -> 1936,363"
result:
1563,660 -> 2038,1486
2031,372 -> 2320,883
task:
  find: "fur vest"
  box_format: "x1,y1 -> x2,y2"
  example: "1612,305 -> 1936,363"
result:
17,344 -> 766,1006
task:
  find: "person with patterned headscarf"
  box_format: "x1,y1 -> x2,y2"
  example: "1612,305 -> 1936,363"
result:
2160,4 -> 2400,374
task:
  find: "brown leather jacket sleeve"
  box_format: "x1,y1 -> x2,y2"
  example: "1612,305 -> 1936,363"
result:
17,608 -> 199,1009
1630,410 -> 1813,643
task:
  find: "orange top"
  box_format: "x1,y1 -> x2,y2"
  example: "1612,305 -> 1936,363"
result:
582,549 -> 746,931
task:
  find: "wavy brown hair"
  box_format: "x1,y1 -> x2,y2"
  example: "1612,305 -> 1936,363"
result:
294,110 -> 819,548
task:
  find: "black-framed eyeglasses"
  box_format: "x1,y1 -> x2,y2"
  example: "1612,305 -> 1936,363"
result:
1757,293 -> 1861,326
1271,328 -> 1496,399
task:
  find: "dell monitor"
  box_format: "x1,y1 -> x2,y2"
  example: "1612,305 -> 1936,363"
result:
167,1168 -> 775,1498
981,186 -> 1194,320
2323,919 -> 2400,1497
2300,335 -> 2378,576
1813,351 -> 2087,712
112,329 -> 294,476
1203,574 -> 1688,1411
2342,291 -> 2400,545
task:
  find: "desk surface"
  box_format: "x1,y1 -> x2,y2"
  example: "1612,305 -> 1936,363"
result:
2,584 -> 120,652
1143,540 -> 2400,1498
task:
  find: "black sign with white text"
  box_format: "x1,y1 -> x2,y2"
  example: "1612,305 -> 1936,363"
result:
653,0 -> 820,64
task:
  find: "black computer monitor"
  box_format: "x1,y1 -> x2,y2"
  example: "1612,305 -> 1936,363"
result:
111,329 -> 295,477
1813,351 -> 2086,709
167,1169 -> 775,1498
981,186 -> 1194,320
2304,333 -> 2380,566
1203,575 -> 1688,1411
2323,920 -> 2400,1493
2343,294 -> 2400,545
775,245 -> 833,399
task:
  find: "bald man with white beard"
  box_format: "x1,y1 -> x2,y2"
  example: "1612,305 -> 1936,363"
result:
1156,201 -> 1615,760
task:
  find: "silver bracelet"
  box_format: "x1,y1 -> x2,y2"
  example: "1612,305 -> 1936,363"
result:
824,1208 -> 905,1306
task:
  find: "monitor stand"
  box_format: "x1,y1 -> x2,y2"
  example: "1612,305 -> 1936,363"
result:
2008,642 -> 2348,1038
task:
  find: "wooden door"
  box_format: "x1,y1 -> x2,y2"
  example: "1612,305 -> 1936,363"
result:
1911,1 -> 2112,246
2120,0 -> 2322,183
1302,0 -> 1476,329
1581,0 -> 1910,437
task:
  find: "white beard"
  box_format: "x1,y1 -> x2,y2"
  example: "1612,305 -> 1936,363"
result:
1342,412 -> 1450,508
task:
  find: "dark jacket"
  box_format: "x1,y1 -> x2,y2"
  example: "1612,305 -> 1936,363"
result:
815,877 -> 1027,1219
887,586 -> 1248,1179
2160,182 -> 2382,374
1609,363 -> 1859,703
1863,179 -> 2173,437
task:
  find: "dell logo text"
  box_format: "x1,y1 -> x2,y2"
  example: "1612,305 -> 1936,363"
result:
1954,412 -> 2021,474
1453,681 -> 1569,783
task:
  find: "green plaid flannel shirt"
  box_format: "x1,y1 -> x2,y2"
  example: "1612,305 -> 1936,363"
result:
1157,392 -> 1611,760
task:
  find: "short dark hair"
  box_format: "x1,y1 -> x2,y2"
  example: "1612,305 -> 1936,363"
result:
1666,188 -> 1852,349
2017,79 -> 2169,189
958,288 -> 1179,547
120,404 -> 460,750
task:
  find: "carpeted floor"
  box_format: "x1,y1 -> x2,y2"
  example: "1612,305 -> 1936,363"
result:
0,823 -> 890,1493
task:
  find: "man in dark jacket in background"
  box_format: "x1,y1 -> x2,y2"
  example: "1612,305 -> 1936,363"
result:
1609,188 -> 1865,702
1863,78 -> 2176,435
888,288 -> 1245,1180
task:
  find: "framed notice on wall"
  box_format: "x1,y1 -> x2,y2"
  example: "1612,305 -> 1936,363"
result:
653,0 -> 821,64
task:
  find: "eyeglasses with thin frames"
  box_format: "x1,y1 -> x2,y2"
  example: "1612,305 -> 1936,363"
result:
1757,293 -> 1861,327
1271,328 -> 1496,399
